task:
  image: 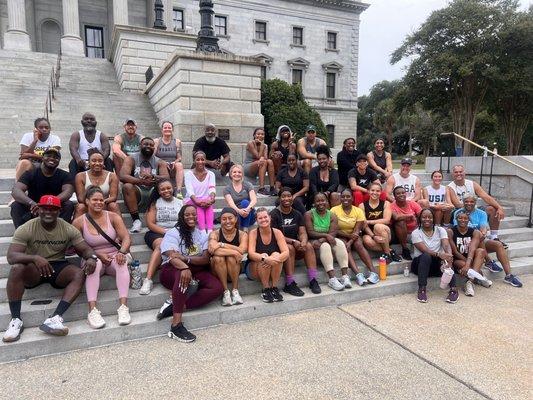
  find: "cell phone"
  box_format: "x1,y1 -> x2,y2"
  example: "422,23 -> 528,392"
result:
30,299 -> 53,305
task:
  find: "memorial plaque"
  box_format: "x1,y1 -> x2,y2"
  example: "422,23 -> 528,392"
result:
218,129 -> 230,141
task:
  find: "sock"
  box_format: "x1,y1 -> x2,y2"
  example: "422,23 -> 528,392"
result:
9,300 -> 21,320
285,274 -> 295,285
52,300 -> 71,317
307,268 -> 318,281
130,212 -> 140,222
467,269 -> 485,281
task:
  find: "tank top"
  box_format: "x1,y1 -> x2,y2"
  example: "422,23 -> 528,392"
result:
425,184 -> 447,205
304,137 -> 324,154
452,226 -> 475,256
155,137 -> 178,163
82,211 -> 117,254
276,141 -> 291,164
84,171 -> 111,197
131,153 -> 160,189
393,172 -> 417,200
311,208 -> 331,233
120,133 -> 141,155
448,179 -> 475,203
372,151 -> 387,170
364,200 -> 385,221
155,197 -> 182,228
256,228 -> 280,255
219,229 -> 240,246
243,147 -> 256,165
78,130 -> 102,161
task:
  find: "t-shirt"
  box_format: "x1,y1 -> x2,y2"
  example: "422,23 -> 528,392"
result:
391,201 -> 422,233
155,197 -> 183,229
270,208 -> 303,240
453,208 -> 489,230
160,227 -> 208,263
276,167 -> 308,194
11,218 -> 84,261
451,226 -> 475,257
19,167 -> 73,202
330,205 -> 366,234
347,167 -> 379,190
19,132 -> 61,156
411,226 -> 448,257
223,181 -> 254,205
193,137 -> 231,161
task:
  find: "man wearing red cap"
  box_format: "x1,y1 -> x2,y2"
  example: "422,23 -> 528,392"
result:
3,195 -> 98,343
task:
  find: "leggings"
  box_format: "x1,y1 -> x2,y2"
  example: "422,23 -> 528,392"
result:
85,258 -> 130,302
238,199 -> 256,228
411,253 -> 456,287
352,190 -> 388,206
186,197 -> 214,230
319,238 -> 349,272
159,263 -> 223,314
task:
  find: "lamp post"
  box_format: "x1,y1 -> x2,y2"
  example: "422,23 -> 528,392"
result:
196,0 -> 220,52
153,0 -> 166,30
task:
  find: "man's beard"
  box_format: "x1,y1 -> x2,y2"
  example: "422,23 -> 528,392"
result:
82,121 -> 97,133
206,136 -> 216,143
141,148 -> 153,158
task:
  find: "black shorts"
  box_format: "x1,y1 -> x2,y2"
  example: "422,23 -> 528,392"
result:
25,260 -> 75,290
411,255 -> 442,277
144,231 -> 165,249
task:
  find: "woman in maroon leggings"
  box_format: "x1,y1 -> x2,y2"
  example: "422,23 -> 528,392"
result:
159,204 -> 223,342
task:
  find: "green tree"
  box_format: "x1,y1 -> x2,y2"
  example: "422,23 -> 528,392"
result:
373,98 -> 397,153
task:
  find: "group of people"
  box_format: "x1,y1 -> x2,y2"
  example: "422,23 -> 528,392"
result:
2,116 -> 523,344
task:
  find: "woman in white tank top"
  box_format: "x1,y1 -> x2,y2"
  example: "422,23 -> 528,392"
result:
420,170 -> 454,225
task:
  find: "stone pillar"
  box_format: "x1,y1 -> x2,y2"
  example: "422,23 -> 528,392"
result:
163,0 -> 173,31
4,0 -> 31,51
61,0 -> 85,56
113,0 -> 129,26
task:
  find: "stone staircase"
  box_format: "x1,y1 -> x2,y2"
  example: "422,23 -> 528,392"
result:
0,171 -> 531,363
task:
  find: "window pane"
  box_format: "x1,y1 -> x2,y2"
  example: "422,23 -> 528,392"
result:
215,15 -> 227,35
293,27 -> 303,45
173,9 -> 184,30
326,72 -> 336,98
261,66 -> 267,80
255,22 -> 266,40
327,32 -> 337,49
292,69 -> 302,85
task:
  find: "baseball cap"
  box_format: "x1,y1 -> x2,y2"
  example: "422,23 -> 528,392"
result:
305,125 -> 317,132
400,157 -> 413,165
37,195 -> 61,208
42,147 -> 61,158
124,118 -> 136,125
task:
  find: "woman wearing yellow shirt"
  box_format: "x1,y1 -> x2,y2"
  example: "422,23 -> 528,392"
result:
331,189 -> 380,286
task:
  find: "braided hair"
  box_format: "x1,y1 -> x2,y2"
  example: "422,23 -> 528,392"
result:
176,204 -> 196,251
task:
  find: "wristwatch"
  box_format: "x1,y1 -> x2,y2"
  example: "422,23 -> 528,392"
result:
220,243 -> 226,248
87,254 -> 98,261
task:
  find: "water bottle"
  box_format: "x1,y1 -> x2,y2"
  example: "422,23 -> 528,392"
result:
403,265 -> 410,277
129,259 -> 142,289
378,256 -> 387,281
439,261 -> 454,289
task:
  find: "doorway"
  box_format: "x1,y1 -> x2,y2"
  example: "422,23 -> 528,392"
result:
41,20 -> 61,54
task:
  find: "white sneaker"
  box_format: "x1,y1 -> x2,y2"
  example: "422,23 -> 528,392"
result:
221,289 -> 232,306
130,219 -> 142,233
87,308 -> 106,329
39,315 -> 69,336
341,274 -> 353,289
139,278 -> 153,295
477,278 -> 493,288
231,289 -> 243,305
328,277 -> 345,291
355,273 -> 367,286
117,304 -> 131,326
2,318 -> 23,343
464,280 -> 475,297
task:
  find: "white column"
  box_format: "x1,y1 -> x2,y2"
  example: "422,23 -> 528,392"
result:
4,0 -> 31,51
113,0 -> 129,26
61,0 -> 85,56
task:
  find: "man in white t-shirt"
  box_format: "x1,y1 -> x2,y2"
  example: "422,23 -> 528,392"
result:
385,158 -> 421,203
15,118 -> 61,180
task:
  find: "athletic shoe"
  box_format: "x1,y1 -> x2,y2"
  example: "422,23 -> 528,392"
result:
269,187 -> 278,196
341,274 -> 353,289
328,277 -> 345,291
367,272 -> 380,284
257,187 -> 269,196
389,249 -> 402,263
355,273 -> 367,286
504,274 -> 523,288
87,308 -> 106,329
492,237 -> 509,249
261,288 -> 274,303
139,278 -> 153,295
271,287 -> 284,302
283,281 -> 305,297
231,289 -> 243,305
417,287 -> 427,303
401,247 -> 412,261
2,318 -> 23,343
130,219 -> 142,233
117,304 -> 131,326
464,280 -> 475,297
39,315 -> 69,336
156,297 -> 173,320
168,323 -> 196,343
446,289 -> 459,304
475,278 -> 493,288
221,289 -> 232,306
484,260 -> 503,273
381,253 -> 392,265
309,278 -> 321,294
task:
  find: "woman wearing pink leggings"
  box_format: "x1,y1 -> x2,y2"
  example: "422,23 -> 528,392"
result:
72,186 -> 132,329
184,151 -> 216,232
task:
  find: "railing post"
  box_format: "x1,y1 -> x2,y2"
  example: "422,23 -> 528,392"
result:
447,154 -> 451,173
439,152 -> 444,172
488,154 -> 495,196
480,151 -> 485,187
49,89 -> 52,113
528,185 -> 533,228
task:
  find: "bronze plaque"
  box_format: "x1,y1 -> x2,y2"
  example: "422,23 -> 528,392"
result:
218,128 -> 230,141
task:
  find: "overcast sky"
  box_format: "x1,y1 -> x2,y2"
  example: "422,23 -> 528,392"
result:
357,0 -> 531,96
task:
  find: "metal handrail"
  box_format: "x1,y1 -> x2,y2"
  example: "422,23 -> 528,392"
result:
43,48 -> 62,121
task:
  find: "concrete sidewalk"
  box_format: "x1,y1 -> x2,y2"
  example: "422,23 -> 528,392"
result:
0,276 -> 530,400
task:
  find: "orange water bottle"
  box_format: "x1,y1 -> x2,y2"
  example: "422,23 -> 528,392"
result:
378,256 -> 387,281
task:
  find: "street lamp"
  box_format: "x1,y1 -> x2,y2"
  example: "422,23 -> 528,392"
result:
196,0 -> 220,52
153,0 -> 166,30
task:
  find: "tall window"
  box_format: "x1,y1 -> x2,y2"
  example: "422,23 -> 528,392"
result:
292,69 -> 303,85
255,21 -> 267,41
326,72 -> 336,98
293,27 -> 303,46
327,32 -> 337,50
261,65 -> 267,80
215,15 -> 227,36
172,9 -> 184,31
326,125 -> 335,145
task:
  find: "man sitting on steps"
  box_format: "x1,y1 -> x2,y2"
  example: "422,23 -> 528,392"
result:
112,118 -> 144,174
193,124 -> 234,177
3,195 -> 97,343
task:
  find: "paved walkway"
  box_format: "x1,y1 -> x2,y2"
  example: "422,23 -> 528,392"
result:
0,276 -> 531,400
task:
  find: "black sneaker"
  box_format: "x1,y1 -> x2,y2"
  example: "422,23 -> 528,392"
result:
156,298 -> 173,320
168,323 -> 196,343
309,278 -> 322,294
401,247 -> 412,261
257,187 -> 269,196
269,187 -> 278,196
283,281 -> 305,297
271,287 -> 284,302
389,249 -> 402,263
261,288 -> 274,303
